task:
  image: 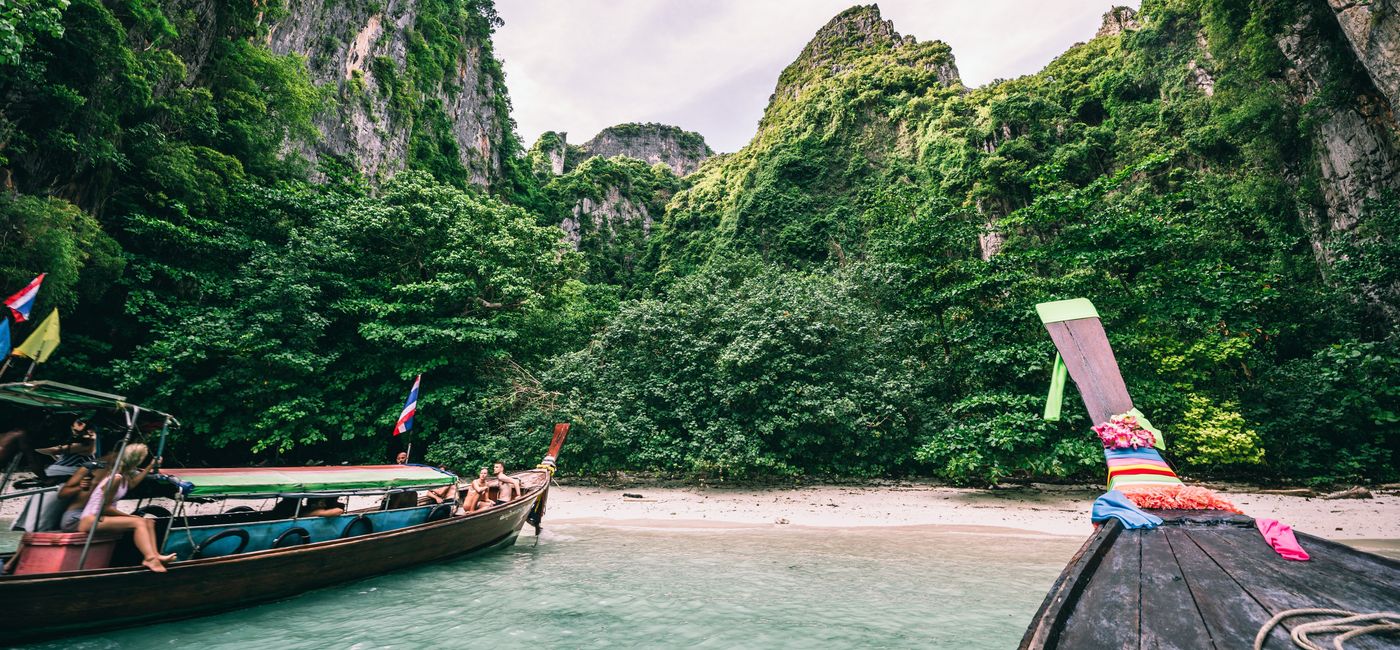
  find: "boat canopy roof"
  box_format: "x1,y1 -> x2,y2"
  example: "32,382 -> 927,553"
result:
157,465 -> 456,498
0,381 -> 176,421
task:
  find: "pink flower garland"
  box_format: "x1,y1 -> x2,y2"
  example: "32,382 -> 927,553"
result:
1092,414 -> 1156,450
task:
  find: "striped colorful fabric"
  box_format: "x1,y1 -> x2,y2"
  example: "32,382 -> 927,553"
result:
1104,447 -> 1182,491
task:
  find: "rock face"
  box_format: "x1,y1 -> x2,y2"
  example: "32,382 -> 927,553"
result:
264,0 -> 507,187
530,125 -> 713,177
546,155 -> 682,286
1277,11 -> 1400,243
578,124 -> 712,176
560,185 -> 653,248
1096,6 -> 1142,38
1327,0 -> 1400,110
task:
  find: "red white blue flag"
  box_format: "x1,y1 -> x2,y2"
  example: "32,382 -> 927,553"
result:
393,374 -> 421,436
4,273 -> 45,322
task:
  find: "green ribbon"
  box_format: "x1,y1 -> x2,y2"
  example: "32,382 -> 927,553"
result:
1043,353 -> 1067,421
1041,350 -> 1166,450
1123,408 -> 1166,450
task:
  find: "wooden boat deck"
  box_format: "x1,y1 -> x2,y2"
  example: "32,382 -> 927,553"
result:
1021,510 -> 1400,649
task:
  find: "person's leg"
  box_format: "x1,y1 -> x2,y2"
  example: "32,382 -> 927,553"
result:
82,515 -> 173,572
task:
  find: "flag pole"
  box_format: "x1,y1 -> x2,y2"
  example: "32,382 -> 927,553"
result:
22,358 -> 36,381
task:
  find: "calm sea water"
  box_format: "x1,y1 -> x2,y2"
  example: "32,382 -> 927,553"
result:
20,523 -> 1083,649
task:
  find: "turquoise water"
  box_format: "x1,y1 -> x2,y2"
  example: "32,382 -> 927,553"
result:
23,523 -> 1082,649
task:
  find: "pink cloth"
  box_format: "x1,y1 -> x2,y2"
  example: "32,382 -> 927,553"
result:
1256,518 -> 1310,561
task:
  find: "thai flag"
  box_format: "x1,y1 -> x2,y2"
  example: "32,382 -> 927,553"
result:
4,274 -> 45,322
393,375 -> 421,436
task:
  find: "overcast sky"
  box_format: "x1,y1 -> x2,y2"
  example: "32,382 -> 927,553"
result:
494,1 -> 1141,153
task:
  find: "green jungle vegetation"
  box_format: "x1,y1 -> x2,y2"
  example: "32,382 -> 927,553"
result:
0,1 -> 1395,486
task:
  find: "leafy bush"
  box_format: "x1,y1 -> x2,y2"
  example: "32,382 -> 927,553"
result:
1171,395 -> 1265,468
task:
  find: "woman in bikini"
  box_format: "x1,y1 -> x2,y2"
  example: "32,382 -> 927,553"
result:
75,443 -> 172,573
462,468 -> 493,513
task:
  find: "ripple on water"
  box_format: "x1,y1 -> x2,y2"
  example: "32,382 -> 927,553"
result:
24,524 -> 1083,650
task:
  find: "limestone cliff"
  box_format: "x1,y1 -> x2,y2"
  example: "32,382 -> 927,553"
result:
1096,6 -> 1141,38
545,156 -> 683,287
578,124 -> 712,176
530,125 -> 712,177
264,0 -> 511,187
560,185 -> 654,248
1277,6 -> 1400,250
1327,0 -> 1400,110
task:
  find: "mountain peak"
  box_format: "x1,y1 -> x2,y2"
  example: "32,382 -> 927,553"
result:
771,4 -> 958,106
1096,6 -> 1141,38
798,5 -> 904,68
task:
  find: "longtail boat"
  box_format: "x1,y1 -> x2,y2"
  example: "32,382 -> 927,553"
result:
1020,299 -> 1400,649
0,381 -> 570,644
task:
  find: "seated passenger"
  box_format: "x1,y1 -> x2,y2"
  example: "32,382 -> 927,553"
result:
462,468 -> 492,513
492,461 -> 522,504
394,451 -> 408,465
302,497 -> 345,517
36,418 -> 96,479
57,449 -> 118,532
419,466 -> 457,506
75,443 -> 172,573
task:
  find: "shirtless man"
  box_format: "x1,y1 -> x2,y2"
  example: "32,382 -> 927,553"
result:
301,497 -> 345,517
492,462 -> 522,504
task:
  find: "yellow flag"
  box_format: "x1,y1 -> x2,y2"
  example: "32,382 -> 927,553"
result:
14,309 -> 60,363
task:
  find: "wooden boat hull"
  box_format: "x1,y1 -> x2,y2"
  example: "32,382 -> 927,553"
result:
0,471 -> 548,645
1020,510 -> 1400,649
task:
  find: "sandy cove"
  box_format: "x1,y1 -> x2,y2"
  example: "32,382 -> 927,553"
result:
544,484 -> 1400,541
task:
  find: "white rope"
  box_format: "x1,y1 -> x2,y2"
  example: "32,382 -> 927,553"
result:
1253,608 -> 1400,650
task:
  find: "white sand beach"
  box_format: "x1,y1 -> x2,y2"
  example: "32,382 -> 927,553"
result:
544,483 -> 1400,542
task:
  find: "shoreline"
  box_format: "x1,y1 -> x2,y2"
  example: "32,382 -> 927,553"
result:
6,478 -> 1397,542
543,484 -> 1400,540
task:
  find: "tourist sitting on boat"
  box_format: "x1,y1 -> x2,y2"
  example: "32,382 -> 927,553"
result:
8,426 -> 108,533
395,451 -> 408,464
57,449 -> 118,532
462,468 -> 492,512
35,418 -> 96,478
493,462 -> 522,504
302,497 -> 345,517
75,443 -> 173,573
418,466 -> 457,506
